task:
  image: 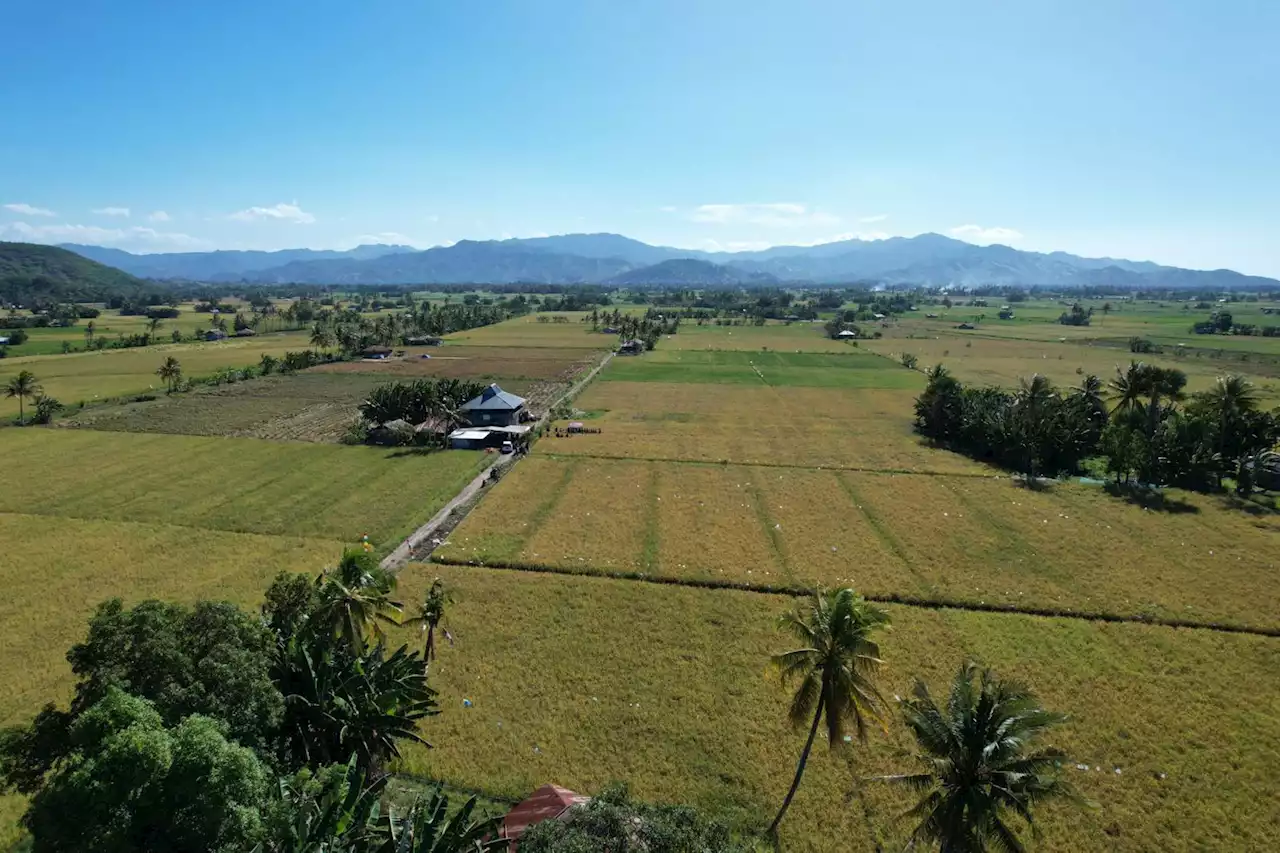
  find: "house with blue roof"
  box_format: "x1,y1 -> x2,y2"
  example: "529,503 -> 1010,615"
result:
460,383 -> 527,427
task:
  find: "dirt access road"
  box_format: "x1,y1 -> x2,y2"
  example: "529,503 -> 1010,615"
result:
379,350 -> 614,571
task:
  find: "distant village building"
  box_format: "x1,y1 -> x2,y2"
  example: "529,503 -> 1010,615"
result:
205,329 -> 228,341
617,339 -> 645,355
836,329 -> 858,339
406,335 -> 443,346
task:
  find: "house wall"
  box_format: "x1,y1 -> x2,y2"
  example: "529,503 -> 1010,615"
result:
467,408 -> 522,427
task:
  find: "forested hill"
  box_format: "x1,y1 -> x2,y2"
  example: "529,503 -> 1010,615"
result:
0,241 -> 155,304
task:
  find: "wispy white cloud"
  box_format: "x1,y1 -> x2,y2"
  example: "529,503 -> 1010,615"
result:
949,224 -> 1023,244
689,202 -> 839,228
148,210 -> 171,223
92,206 -> 131,218
354,231 -> 414,246
4,202 -> 56,217
228,201 -> 316,224
0,220 -> 207,251
658,205 -> 678,213
857,213 -> 888,224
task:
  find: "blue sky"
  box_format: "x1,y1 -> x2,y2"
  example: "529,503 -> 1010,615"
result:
2,1 -> 1277,275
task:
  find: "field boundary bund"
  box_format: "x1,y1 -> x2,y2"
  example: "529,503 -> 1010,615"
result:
428,555 -> 1280,639
535,451 -> 1001,478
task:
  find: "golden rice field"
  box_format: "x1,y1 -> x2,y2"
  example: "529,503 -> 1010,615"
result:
436,459 -> 1280,632
0,331 -> 314,417
389,565 -> 1280,853
0,428 -> 486,549
861,331 -> 1280,398
544,381 -> 987,474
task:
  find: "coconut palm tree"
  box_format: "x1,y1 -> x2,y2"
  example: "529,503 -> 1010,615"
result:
5,370 -> 41,425
309,322 -> 333,352
83,320 -> 96,345
407,578 -> 452,666
1200,374 -> 1259,424
156,356 -> 183,394
146,316 -> 163,339
874,662 -> 1082,852
313,551 -> 403,653
1107,361 -> 1148,418
768,587 -> 890,837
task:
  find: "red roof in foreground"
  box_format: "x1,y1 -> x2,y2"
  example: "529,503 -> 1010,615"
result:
500,783 -> 590,849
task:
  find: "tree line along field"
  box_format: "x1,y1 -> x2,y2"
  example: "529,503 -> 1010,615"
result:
0,299 -> 263,357
389,564 -> 1280,852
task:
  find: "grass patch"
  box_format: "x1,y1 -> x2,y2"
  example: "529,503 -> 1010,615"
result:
0,428 -> 487,549
541,383 -> 987,474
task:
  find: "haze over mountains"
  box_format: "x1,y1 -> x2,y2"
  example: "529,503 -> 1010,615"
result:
61,234 -> 1280,290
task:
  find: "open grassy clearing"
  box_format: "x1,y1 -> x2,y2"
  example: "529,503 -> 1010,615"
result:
0,428 -> 486,549
437,458 -> 1280,631
544,381 -> 986,473
0,331 -> 313,417
391,565 -> 1280,852
312,345 -> 599,382
60,373 -> 395,441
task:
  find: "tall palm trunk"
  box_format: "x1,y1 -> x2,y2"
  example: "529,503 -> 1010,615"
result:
769,693 -> 825,837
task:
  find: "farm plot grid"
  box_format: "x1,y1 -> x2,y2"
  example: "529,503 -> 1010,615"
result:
389,564 -> 1280,853
436,458 -> 1280,632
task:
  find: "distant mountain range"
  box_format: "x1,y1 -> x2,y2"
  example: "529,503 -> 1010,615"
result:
59,233 -> 1280,290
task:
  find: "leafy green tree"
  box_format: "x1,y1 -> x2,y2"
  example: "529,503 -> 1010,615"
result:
24,689 -> 272,853
5,369 -> 41,424
156,355 -> 183,393
874,662 -> 1082,853
32,395 -> 63,424
521,782 -> 756,853
261,353 -> 280,375
15,599 -> 285,759
768,588 -> 890,836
